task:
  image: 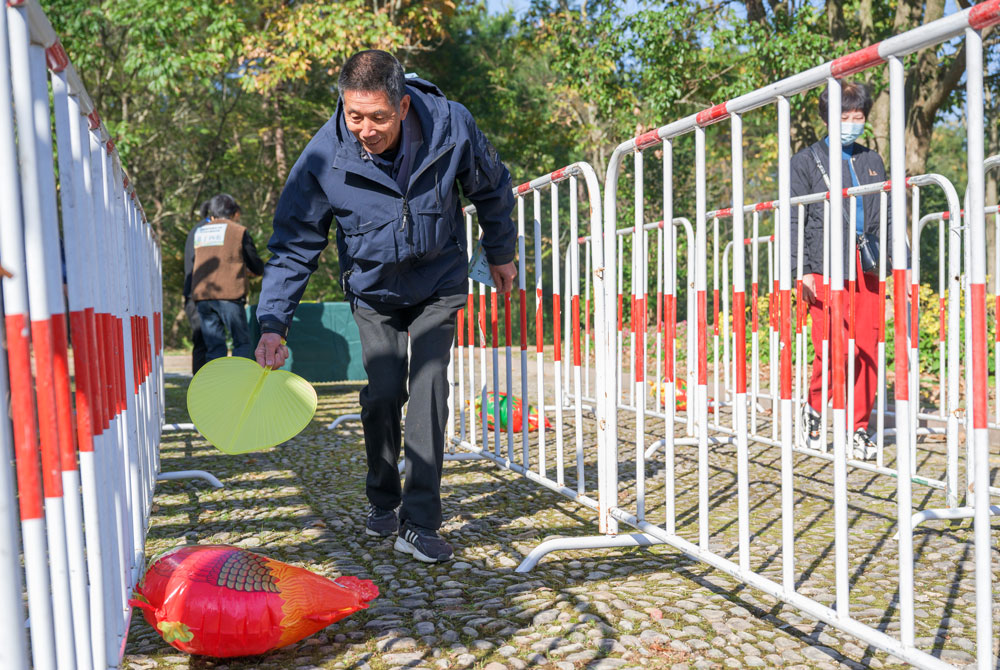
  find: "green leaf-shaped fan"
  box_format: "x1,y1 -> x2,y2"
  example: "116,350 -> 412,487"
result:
187,357 -> 317,454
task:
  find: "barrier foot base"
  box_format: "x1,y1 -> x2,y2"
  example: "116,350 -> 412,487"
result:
162,422 -> 196,432
894,504 -> 1000,539
515,533 -> 665,573
327,414 -> 362,431
397,451 -> 485,474
157,470 -> 224,489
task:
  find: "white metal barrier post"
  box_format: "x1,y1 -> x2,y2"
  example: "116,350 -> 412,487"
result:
0,4 -> 44,667
8,5 -> 78,666
963,15 -> 993,670
0,1 -> 187,667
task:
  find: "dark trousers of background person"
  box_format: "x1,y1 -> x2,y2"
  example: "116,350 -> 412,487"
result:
184,297 -> 207,374
196,298 -> 252,362
806,251 -> 879,432
352,293 -> 465,531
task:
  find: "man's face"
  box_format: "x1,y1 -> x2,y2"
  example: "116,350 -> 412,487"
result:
343,90 -> 410,155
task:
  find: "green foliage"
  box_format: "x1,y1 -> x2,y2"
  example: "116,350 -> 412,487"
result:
44,0 -> 991,349
411,5 -> 576,181
48,0 -> 450,344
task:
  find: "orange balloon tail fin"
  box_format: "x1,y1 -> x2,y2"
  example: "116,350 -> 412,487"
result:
334,576 -> 379,603
305,607 -> 356,624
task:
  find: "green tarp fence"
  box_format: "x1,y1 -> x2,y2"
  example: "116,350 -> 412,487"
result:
248,303 -> 366,382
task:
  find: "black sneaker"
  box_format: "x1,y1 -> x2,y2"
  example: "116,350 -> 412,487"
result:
852,428 -> 877,461
394,521 -> 454,563
366,505 -> 398,538
799,403 -> 822,450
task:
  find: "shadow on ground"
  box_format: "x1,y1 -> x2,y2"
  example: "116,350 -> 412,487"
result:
123,376 -> 996,670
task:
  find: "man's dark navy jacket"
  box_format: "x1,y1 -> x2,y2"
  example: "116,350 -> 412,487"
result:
256,77 -> 516,335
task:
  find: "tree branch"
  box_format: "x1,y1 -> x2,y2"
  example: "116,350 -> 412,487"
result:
892,0 -> 921,33
859,0 -> 875,45
745,0 -> 767,24
826,0 -> 846,42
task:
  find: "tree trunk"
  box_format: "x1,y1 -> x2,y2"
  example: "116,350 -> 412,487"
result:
862,0 -> 961,175
169,307 -> 187,346
858,0 -> 875,45
826,0 -> 846,42
987,82 -> 999,203
867,92 -> 890,160
791,112 -> 817,153
271,93 -> 288,184
745,0 -> 766,24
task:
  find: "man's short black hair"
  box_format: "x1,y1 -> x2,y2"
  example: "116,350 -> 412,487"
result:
818,81 -> 874,120
206,193 -> 241,220
338,50 -> 407,108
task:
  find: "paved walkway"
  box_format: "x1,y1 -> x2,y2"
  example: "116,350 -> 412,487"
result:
124,372 -> 994,670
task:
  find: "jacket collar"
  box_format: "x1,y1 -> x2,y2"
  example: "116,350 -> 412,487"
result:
331,132 -> 402,194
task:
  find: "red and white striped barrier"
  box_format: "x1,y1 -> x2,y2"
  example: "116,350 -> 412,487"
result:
704,176 -> 969,497
901,164 -> 1000,528
322,5 -> 1000,669
540,3 -> 996,669
0,1 -> 216,668
448,162 -> 614,531
600,217 -> 696,430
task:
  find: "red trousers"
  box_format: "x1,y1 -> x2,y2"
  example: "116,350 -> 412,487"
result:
806,253 -> 880,431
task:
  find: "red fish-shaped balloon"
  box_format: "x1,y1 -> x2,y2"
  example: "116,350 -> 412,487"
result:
130,544 -> 378,657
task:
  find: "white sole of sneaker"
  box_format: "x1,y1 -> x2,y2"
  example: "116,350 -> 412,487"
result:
365,528 -> 394,538
393,536 -> 449,563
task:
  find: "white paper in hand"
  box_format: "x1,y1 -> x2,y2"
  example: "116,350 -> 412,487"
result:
468,237 -> 495,288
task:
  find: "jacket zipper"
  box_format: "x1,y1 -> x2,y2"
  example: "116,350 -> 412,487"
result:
399,142 -> 455,232
407,142 -> 456,192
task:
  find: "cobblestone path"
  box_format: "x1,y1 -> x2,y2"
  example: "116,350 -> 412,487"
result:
123,375 -> 998,670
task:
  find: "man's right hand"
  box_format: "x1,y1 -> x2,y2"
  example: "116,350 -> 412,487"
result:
255,333 -> 289,369
801,274 -> 818,306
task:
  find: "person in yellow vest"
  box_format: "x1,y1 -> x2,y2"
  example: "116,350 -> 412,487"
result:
187,193 -> 265,362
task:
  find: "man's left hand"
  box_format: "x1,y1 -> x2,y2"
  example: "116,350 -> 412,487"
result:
490,261 -> 517,294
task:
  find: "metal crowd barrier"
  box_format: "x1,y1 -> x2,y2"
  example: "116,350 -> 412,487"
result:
902,172 -> 1000,534
581,3 -> 999,668
915,201 -> 1000,430
310,4 -> 1000,669
705,176 -> 967,494
606,217 -> 697,429
447,162 -> 614,533
0,1 -> 218,668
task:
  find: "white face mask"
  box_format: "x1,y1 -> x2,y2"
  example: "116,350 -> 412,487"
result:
840,122 -> 865,146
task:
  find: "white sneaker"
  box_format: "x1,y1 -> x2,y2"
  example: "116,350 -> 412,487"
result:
799,403 -> 822,450
852,428 -> 877,461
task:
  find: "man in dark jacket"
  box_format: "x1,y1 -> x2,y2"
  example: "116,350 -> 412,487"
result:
790,82 -> 895,461
186,193 -> 266,363
255,50 -> 516,563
